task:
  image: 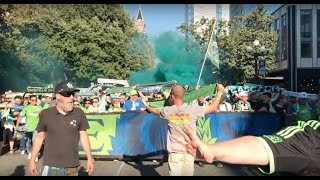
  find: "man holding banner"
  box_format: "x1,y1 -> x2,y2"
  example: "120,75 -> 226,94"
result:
139,83 -> 225,176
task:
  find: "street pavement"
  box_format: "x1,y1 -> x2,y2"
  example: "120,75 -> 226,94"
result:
0,147 -> 266,176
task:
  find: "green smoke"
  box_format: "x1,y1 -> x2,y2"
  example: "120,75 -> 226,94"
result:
129,31 -> 215,86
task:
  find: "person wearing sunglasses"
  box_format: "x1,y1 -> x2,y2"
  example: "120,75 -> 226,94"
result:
15,94 -> 43,157
87,97 -> 105,113
28,82 -> 94,176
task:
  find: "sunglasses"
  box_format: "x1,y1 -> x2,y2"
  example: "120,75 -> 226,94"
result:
59,92 -> 75,97
85,102 -> 91,104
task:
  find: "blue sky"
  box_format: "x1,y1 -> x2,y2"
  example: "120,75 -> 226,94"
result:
124,4 -> 185,37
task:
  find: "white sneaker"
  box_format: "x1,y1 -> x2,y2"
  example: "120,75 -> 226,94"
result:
28,153 -> 31,160
20,150 -> 25,155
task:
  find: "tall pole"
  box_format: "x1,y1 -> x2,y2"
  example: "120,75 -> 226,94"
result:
196,24 -> 215,89
255,53 -> 258,82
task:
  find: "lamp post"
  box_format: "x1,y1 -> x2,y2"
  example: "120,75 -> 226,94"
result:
246,39 -> 267,82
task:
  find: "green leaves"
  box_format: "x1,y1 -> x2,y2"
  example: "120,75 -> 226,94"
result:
196,117 -> 217,144
0,4 -> 155,91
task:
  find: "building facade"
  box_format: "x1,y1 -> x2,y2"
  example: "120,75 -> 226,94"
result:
230,4 -> 282,19
269,4 -> 320,93
185,4 -> 230,44
192,4 -> 230,22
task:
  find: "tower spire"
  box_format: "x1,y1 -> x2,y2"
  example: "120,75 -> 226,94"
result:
136,4 -> 144,21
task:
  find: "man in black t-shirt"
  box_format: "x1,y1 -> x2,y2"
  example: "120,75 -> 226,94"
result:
29,82 -> 94,176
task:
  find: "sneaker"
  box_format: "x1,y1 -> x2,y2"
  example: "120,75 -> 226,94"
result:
28,153 -> 31,160
20,150 -> 25,155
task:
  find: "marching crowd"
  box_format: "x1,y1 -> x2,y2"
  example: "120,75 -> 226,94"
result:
0,83 -> 320,176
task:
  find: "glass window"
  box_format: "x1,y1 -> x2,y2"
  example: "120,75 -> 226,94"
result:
216,4 -> 222,20
300,10 -> 312,58
281,14 -> 287,60
317,9 -> 320,58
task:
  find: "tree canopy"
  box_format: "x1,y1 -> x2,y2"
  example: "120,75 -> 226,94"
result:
0,4 -> 155,91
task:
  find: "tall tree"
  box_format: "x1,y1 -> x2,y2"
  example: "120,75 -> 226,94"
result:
127,33 -> 156,71
177,6 -> 277,84
0,4 -> 155,91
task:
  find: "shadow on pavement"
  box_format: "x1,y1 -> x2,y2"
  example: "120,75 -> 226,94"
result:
9,165 -> 26,176
124,160 -> 164,176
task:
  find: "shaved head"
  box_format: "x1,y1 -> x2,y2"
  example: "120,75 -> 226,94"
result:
171,85 -> 185,99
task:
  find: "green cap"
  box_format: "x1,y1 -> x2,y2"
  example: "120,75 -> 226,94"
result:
130,89 -> 138,96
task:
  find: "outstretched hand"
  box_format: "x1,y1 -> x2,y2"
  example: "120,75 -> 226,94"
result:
138,91 -> 148,106
172,125 -> 215,163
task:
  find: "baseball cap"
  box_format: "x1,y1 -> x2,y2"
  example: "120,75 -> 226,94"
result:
45,94 -> 53,98
54,82 -> 80,94
130,89 -> 138,96
238,91 -> 248,97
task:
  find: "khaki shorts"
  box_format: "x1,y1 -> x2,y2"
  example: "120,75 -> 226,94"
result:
168,153 -> 195,176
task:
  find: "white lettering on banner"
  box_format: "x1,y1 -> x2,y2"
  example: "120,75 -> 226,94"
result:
227,85 -> 280,94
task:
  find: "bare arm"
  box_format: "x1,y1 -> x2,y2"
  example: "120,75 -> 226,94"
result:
15,116 -> 22,129
138,92 -> 160,116
172,125 -> 269,166
204,84 -> 225,114
29,132 -> 45,176
80,131 -> 94,176
270,92 -> 280,102
208,136 -> 269,165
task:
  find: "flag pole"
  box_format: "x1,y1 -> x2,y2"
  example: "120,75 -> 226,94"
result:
196,23 -> 215,89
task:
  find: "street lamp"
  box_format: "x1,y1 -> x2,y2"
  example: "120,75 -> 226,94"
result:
246,39 -> 267,81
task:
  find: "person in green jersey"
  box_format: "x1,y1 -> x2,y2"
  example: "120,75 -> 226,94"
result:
42,94 -> 53,109
15,94 -> 43,161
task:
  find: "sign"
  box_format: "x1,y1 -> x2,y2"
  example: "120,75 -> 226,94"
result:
26,87 -> 54,93
227,84 -> 280,94
258,69 -> 267,76
258,59 -> 267,76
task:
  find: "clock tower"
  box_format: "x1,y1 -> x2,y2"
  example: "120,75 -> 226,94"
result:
134,5 -> 146,34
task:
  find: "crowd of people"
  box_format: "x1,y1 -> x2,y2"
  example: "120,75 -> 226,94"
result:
0,82 -> 320,176
192,89 -> 320,128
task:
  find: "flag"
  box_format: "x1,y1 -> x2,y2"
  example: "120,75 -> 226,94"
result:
206,29 -> 219,69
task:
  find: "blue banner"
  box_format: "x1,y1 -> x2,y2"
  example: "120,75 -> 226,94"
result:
80,112 -> 281,158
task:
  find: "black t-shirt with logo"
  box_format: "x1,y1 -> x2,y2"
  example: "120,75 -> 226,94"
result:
37,106 -> 89,168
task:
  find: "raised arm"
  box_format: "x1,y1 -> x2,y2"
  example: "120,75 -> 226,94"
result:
204,84 -> 225,114
138,91 -> 160,116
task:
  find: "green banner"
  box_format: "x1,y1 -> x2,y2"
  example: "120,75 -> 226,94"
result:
79,114 -> 119,155
26,87 -> 54,93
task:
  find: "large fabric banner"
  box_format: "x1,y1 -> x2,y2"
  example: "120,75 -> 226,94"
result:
79,112 -> 281,158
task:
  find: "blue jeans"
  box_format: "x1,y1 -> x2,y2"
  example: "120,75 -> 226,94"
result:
25,130 -> 37,154
19,131 -> 27,151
